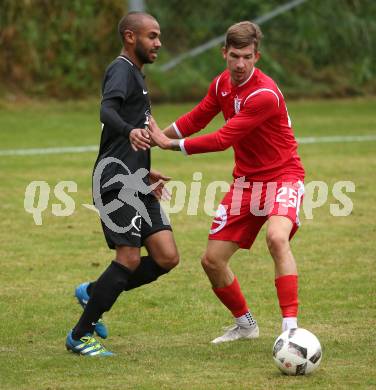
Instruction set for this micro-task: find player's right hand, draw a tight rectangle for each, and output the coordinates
[129,128,151,151]
[147,116,170,149]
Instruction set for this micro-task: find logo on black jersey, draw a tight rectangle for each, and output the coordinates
[144,110,151,128]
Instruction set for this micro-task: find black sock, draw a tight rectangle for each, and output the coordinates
[86,256,168,296]
[124,256,169,291]
[72,261,131,340]
[86,282,94,296]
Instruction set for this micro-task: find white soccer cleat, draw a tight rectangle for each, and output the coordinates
[211,324,259,344]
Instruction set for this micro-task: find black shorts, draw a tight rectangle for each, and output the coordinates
[98,190,172,249]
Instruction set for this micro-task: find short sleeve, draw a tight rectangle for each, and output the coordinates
[102,62,132,101]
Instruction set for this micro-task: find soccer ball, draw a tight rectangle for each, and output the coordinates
[272,328,322,375]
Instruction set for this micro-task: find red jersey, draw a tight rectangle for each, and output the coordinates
[174,68,305,182]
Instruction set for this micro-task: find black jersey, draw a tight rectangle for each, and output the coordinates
[93,56,151,196]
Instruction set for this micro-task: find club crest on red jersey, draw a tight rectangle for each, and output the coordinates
[234,96,242,114]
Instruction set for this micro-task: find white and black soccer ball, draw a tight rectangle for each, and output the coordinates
[272,328,322,375]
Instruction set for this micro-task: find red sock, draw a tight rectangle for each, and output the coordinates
[275,274,298,317]
[213,277,249,317]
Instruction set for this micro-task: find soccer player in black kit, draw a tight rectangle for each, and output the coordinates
[66,12,179,356]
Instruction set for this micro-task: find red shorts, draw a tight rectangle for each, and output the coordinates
[209,180,304,249]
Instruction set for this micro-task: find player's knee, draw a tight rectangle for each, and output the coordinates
[115,252,141,270]
[201,253,219,272]
[128,255,141,270]
[266,230,289,254]
[152,246,180,270]
[162,250,180,270]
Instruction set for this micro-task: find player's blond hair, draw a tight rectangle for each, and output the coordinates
[225,21,263,51]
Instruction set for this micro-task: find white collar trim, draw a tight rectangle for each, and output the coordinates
[237,67,255,87]
[117,56,134,66]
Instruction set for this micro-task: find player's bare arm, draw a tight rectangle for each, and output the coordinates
[147,123,180,148]
[163,124,181,139]
[148,116,181,151]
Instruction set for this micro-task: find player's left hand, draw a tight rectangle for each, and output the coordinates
[149,169,172,201]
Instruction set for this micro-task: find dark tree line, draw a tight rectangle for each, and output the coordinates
[1,0,375,100]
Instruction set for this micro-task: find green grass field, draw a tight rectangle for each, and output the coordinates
[0,98,375,389]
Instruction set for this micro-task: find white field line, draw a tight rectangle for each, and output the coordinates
[0,135,375,157]
[297,135,376,144]
[0,145,98,156]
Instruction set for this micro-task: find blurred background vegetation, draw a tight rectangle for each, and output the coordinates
[0,0,375,101]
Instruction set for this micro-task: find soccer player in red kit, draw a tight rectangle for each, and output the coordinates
[145,21,305,343]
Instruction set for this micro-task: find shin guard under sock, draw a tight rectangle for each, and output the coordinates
[213,277,249,318]
[86,256,169,295]
[275,274,298,318]
[124,256,169,291]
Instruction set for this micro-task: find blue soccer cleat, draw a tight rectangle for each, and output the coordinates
[75,282,109,339]
[66,331,114,356]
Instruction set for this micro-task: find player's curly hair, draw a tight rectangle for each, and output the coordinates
[225,21,263,51]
